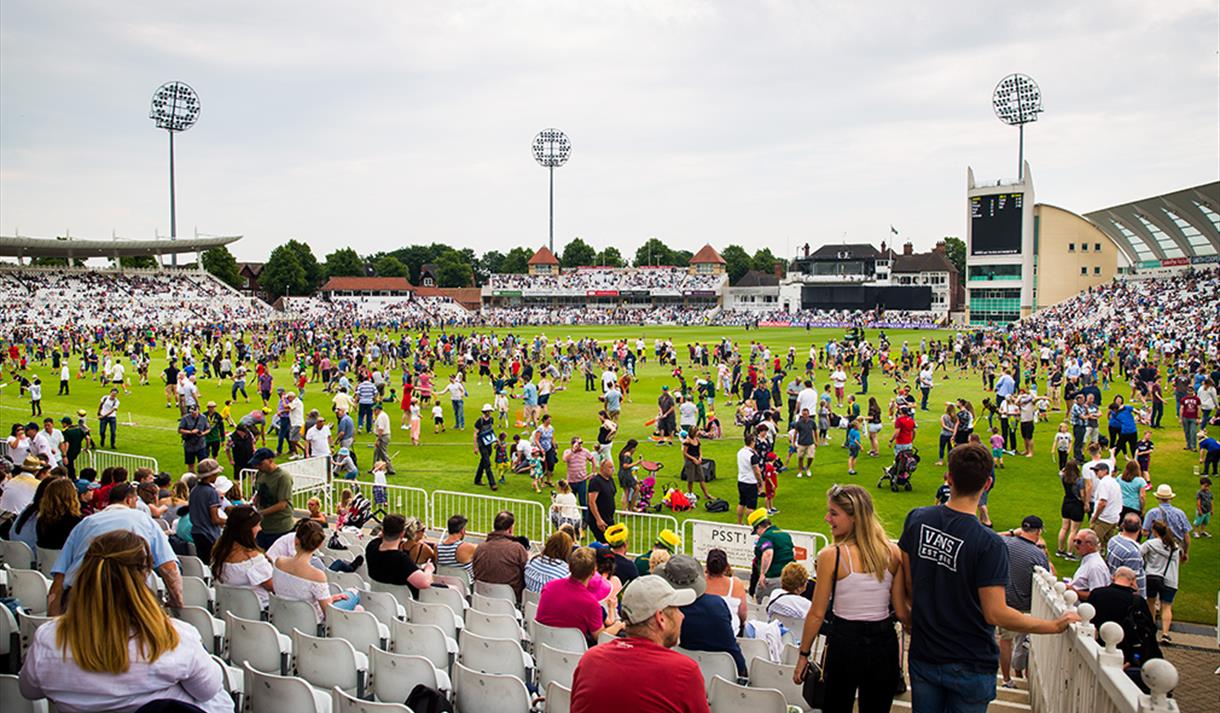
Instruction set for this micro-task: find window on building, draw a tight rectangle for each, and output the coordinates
[1082,243,1089,252]
[1080,267,1088,276]
[1094,243,1102,252]
[1094,266,1101,275]
[1068,243,1075,252]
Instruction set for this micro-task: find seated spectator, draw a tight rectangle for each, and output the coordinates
[436,514,477,577]
[569,575,706,713]
[211,505,275,610]
[657,553,747,676]
[272,519,358,623]
[703,548,748,635]
[401,516,437,567]
[365,514,434,598]
[10,473,54,555]
[535,547,624,645]
[471,510,529,599]
[18,530,232,713]
[35,476,83,550]
[525,529,573,593]
[764,561,812,622]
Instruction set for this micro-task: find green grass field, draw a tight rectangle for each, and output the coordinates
[5,325,1217,624]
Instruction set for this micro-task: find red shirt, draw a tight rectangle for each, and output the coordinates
[571,637,710,713]
[1181,394,1201,420]
[894,415,916,445]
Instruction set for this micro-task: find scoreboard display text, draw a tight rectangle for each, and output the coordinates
[970,193,1024,256]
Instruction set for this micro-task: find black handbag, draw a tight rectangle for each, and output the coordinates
[802,546,840,709]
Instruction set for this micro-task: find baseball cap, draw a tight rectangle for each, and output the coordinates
[60,416,72,425]
[1093,461,1110,472]
[1021,515,1044,531]
[619,575,697,625]
[247,447,276,468]
[656,554,707,597]
[604,523,629,546]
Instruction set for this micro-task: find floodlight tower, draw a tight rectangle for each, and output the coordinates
[532,128,571,253]
[149,81,200,266]
[992,74,1043,182]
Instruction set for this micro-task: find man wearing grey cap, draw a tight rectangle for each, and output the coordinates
[570,575,709,713]
[657,554,747,677]
[998,515,1051,688]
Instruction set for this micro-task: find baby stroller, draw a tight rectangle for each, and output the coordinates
[635,475,657,513]
[878,447,920,492]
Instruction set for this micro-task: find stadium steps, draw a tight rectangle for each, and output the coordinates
[887,676,1030,712]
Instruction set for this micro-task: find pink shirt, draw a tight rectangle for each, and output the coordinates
[563,448,596,484]
[535,577,603,639]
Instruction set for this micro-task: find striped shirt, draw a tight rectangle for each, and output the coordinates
[436,538,473,576]
[524,556,570,593]
[1141,504,1191,542]
[1003,535,1049,612]
[1105,535,1146,597]
[355,381,378,405]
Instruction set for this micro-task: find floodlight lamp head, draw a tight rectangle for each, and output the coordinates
[150,81,201,132]
[532,128,571,168]
[992,73,1043,126]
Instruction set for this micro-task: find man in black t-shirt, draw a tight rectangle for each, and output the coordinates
[586,460,617,543]
[473,405,498,491]
[365,514,435,598]
[899,444,1077,712]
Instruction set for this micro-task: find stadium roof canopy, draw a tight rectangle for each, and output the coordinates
[1083,182,1219,262]
[0,234,241,259]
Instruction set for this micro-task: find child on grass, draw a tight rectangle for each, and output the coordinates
[494,432,509,485]
[762,451,779,515]
[846,419,862,475]
[990,427,1005,468]
[1135,432,1154,477]
[409,402,422,445]
[432,402,444,434]
[1194,476,1212,539]
[1053,422,1073,470]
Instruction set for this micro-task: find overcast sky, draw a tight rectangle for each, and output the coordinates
[1,1,1217,263]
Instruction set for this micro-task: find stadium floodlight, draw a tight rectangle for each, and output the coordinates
[149,81,200,266]
[532,128,571,252]
[992,74,1042,182]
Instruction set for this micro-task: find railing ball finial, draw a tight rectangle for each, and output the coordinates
[1054,581,1067,595]
[1098,621,1123,653]
[1140,658,1178,701]
[1076,602,1095,626]
[1063,589,1078,607]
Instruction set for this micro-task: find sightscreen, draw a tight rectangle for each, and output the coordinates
[970,193,1023,256]
[801,285,932,311]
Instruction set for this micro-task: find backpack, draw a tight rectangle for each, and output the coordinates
[405,684,454,713]
[705,497,730,513]
[1119,595,1163,669]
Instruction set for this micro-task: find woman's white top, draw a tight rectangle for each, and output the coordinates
[272,564,330,622]
[831,547,894,622]
[219,553,275,609]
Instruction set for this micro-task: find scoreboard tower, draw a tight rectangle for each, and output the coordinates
[965,161,1036,325]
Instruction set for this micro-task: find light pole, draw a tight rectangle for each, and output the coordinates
[532,128,571,253]
[149,81,200,266]
[992,74,1042,182]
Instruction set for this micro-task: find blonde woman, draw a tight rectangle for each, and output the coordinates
[794,484,909,713]
[35,477,83,550]
[19,530,231,712]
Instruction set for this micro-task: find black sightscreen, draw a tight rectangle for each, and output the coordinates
[801,285,932,311]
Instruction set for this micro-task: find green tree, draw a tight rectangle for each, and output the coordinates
[595,246,625,267]
[283,239,322,289]
[200,246,241,288]
[118,255,158,269]
[751,247,784,274]
[436,250,473,287]
[480,250,506,276]
[500,247,533,274]
[260,245,309,298]
[373,254,409,277]
[31,256,85,267]
[633,237,673,267]
[721,244,752,284]
[671,249,693,268]
[323,247,364,278]
[943,236,966,276]
[560,238,596,268]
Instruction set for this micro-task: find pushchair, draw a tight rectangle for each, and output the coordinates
[878,447,919,492]
[635,475,657,513]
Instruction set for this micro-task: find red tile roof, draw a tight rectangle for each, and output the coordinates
[690,244,725,264]
[319,276,414,292]
[527,246,561,265]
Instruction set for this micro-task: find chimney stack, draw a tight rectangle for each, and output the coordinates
[773,262,784,279]
[903,241,913,255]
[933,241,946,254]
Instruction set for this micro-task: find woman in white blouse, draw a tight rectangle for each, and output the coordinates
[272,519,358,623]
[19,529,232,713]
[211,505,275,610]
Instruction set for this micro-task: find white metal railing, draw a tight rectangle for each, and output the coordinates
[332,480,430,524]
[89,449,158,475]
[238,455,332,514]
[429,489,548,545]
[1027,566,1178,713]
[572,506,679,557]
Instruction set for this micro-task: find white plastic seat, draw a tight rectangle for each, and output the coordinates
[677,647,739,691]
[174,605,226,654]
[0,541,34,570]
[0,600,19,665]
[471,592,521,621]
[390,619,457,673]
[368,580,415,611]
[270,594,323,638]
[772,613,804,639]
[457,629,534,682]
[328,604,390,652]
[534,642,581,690]
[522,600,539,627]
[544,681,571,713]
[596,631,617,646]
[325,569,370,592]
[521,587,541,609]
[736,637,770,666]
[17,611,54,659]
[531,621,587,653]
[243,661,332,713]
[179,554,211,583]
[465,609,525,644]
[406,599,463,641]
[332,685,412,713]
[780,642,801,666]
[453,661,530,713]
[748,658,809,712]
[215,583,265,621]
[293,629,368,698]
[212,654,245,712]
[368,646,451,702]
[0,672,49,713]
[708,675,787,713]
[472,580,516,604]
[225,611,292,675]
[419,586,468,617]
[181,575,216,612]
[436,565,472,591]
[359,589,405,624]
[33,548,59,578]
[7,569,50,615]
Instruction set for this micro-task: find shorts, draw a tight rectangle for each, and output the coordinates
[997,626,1024,641]
[619,471,637,490]
[658,416,676,436]
[1061,500,1084,522]
[737,481,759,509]
[848,443,861,458]
[1146,577,1177,604]
[1020,422,1035,439]
[795,444,815,458]
[544,447,558,471]
[992,447,1004,459]
[763,472,777,499]
[184,447,209,465]
[538,394,551,406]
[868,423,883,434]
[683,460,705,483]
[1194,512,1211,526]
[288,427,301,442]
[434,416,444,425]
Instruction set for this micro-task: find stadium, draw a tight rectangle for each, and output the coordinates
[2,6,1219,713]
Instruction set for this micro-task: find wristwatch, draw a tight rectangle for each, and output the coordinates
[799,650,811,657]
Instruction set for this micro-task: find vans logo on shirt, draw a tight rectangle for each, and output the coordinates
[918,524,964,572]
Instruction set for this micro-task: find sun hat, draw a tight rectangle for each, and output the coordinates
[619,575,697,625]
[482,403,493,412]
[604,523,629,546]
[656,554,707,598]
[196,459,223,479]
[213,476,233,494]
[655,529,681,552]
[586,573,612,601]
[747,508,770,528]
[1153,483,1176,500]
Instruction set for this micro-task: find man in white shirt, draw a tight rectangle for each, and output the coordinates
[58,363,71,396]
[111,360,128,393]
[1067,529,1111,601]
[97,389,120,449]
[373,403,396,474]
[735,434,763,525]
[830,367,848,407]
[1089,462,1122,546]
[305,415,332,458]
[1080,443,1115,513]
[796,380,819,419]
[31,421,62,468]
